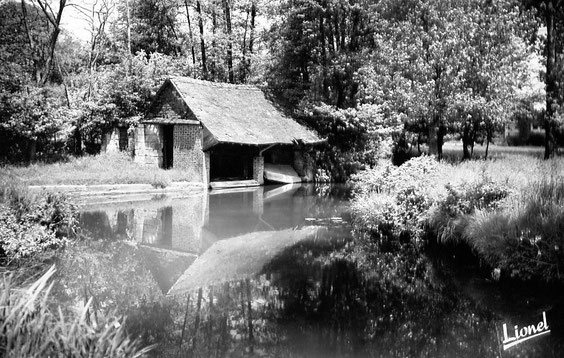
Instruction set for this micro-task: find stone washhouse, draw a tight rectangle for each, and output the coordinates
[132,77,322,188]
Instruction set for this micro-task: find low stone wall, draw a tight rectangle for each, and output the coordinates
[28,182,206,205]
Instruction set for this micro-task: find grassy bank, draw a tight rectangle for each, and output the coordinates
[2,152,199,187]
[351,155,564,283]
[0,170,152,356]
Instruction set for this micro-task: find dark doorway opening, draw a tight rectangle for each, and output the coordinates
[264,146,293,165]
[209,144,257,181]
[118,127,128,151]
[210,153,253,180]
[162,125,174,169]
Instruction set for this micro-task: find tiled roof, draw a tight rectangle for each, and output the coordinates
[157,77,322,149]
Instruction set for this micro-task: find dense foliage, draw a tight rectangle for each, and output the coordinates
[1,0,563,171]
[351,155,564,283]
[0,175,78,263]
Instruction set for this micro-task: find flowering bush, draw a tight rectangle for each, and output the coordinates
[352,156,441,243]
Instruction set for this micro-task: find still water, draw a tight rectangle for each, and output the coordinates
[53,184,564,357]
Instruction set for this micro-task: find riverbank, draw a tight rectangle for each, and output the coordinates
[28,182,206,205]
[0,173,153,356]
[350,154,564,284]
[2,152,199,187]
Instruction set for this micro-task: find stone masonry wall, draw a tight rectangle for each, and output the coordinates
[134,124,163,167]
[173,124,205,183]
[253,156,264,185]
[205,152,210,184]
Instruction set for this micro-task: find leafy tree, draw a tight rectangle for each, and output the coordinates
[451,1,533,159]
[521,0,564,158]
[0,0,71,161]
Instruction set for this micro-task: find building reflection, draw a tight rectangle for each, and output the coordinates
[79,184,331,254]
[78,184,348,293]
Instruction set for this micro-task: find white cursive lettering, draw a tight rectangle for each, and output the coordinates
[502,312,550,350]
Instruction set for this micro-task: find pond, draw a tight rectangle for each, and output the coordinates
[52,183,564,357]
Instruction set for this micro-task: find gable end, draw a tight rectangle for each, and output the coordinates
[146,80,198,122]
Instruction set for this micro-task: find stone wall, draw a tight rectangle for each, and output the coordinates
[253,156,264,185]
[173,124,205,183]
[205,152,211,184]
[134,124,163,167]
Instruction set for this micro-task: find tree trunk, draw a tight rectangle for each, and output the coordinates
[196,1,208,78]
[249,2,256,54]
[223,0,234,83]
[544,1,557,159]
[28,138,37,162]
[428,120,438,156]
[485,131,491,159]
[184,0,196,65]
[240,9,250,82]
[21,0,67,85]
[211,2,217,80]
[437,123,446,161]
[319,3,329,99]
[462,122,471,160]
[333,7,340,51]
[73,126,83,156]
[126,0,132,66]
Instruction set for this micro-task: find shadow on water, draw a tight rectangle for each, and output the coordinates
[52,184,564,357]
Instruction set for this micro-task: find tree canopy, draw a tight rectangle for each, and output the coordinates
[0,0,563,173]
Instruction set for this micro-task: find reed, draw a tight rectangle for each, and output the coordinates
[0,266,152,357]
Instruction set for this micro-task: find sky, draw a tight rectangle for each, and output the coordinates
[60,0,105,42]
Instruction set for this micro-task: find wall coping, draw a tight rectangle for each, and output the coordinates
[28,181,206,197]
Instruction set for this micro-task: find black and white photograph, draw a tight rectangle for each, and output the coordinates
[1,0,564,356]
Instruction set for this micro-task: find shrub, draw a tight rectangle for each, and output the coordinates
[429,179,512,243]
[0,204,66,262]
[463,179,564,282]
[351,155,564,283]
[351,155,441,196]
[0,180,78,263]
[0,266,152,357]
[150,173,171,189]
[352,156,441,243]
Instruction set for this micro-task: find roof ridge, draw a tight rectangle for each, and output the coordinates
[169,76,260,91]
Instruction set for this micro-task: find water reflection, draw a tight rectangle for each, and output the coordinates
[53,184,564,357]
[76,184,350,295]
[80,184,349,255]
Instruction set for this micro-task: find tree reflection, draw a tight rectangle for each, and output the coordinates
[57,186,563,357]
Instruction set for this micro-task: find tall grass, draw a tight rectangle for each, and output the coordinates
[0,266,152,357]
[351,155,564,283]
[3,152,199,186]
[463,178,564,281]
